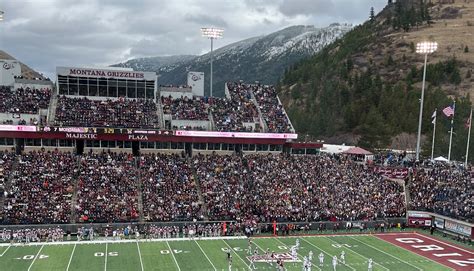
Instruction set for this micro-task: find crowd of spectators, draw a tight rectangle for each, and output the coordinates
[0,227,64,243]
[54,96,160,128]
[1,150,76,224]
[140,153,202,222]
[158,82,292,133]
[252,84,293,133]
[161,96,209,120]
[76,152,140,223]
[194,153,406,223]
[0,150,16,199]
[0,86,52,114]
[1,148,472,225]
[210,82,259,132]
[409,164,473,222]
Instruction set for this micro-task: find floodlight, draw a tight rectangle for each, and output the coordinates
[416,41,438,54]
[201,28,224,39]
[415,40,438,161]
[201,27,224,97]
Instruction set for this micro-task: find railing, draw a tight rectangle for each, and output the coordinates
[0,218,406,236]
[407,210,473,239]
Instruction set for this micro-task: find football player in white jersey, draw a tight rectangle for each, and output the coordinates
[340,250,345,264]
[332,255,338,271]
[319,252,324,267]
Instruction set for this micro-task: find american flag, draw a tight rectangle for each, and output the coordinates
[442,105,455,117]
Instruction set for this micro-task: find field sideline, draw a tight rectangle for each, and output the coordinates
[0,232,470,271]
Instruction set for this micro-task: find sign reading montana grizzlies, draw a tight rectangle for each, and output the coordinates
[56,66,157,81]
[187,71,204,96]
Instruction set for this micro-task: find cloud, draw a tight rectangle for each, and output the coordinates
[185,14,228,28]
[0,0,387,79]
[278,0,336,17]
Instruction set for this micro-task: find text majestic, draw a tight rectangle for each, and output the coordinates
[69,69,145,79]
[65,133,98,139]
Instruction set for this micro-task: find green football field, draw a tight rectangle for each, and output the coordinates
[0,235,451,271]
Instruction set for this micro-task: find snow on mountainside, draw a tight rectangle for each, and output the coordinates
[111,55,196,74]
[112,24,352,96]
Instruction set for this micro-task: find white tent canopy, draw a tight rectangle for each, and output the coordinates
[434,156,449,162]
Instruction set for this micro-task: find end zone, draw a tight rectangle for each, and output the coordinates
[375,232,473,271]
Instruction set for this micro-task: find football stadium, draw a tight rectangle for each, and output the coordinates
[0,0,473,270]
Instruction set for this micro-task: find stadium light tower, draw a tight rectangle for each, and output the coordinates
[201,27,223,97]
[415,41,438,161]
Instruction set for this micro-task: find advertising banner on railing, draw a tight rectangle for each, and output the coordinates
[407,211,473,239]
[0,125,36,132]
[444,219,472,237]
[407,211,431,227]
[434,217,445,229]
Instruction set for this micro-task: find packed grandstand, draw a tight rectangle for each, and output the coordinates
[0,69,472,246]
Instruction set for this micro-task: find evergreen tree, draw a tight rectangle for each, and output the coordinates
[370,7,375,22]
[358,107,391,149]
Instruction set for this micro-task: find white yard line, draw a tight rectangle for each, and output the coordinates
[27,244,44,271]
[66,243,77,271]
[221,239,251,270]
[136,242,144,271]
[349,236,422,271]
[166,241,181,271]
[274,238,322,271]
[252,240,268,254]
[194,240,217,271]
[302,237,355,271]
[0,246,10,257]
[104,242,108,271]
[324,236,389,271]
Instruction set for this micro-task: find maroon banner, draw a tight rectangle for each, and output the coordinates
[374,166,409,179]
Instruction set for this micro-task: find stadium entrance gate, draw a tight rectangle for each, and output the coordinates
[15,138,24,155]
[76,139,84,155]
[132,141,140,156]
[185,142,192,157]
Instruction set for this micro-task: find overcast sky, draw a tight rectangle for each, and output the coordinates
[0,0,386,78]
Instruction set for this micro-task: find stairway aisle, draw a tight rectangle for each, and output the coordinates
[188,156,209,221]
[136,157,145,223]
[0,154,19,213]
[69,155,82,223]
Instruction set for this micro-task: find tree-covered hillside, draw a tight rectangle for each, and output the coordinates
[279,0,473,162]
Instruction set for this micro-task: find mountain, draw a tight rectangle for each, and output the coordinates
[111,55,196,74]
[112,24,352,96]
[0,50,49,80]
[279,0,474,161]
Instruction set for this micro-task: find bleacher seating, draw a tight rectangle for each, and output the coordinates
[0,86,52,114]
[54,96,159,128]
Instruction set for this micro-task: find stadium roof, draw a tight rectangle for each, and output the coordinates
[342,147,372,155]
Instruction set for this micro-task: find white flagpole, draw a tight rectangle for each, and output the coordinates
[466,108,472,165]
[431,109,437,160]
[448,101,456,162]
